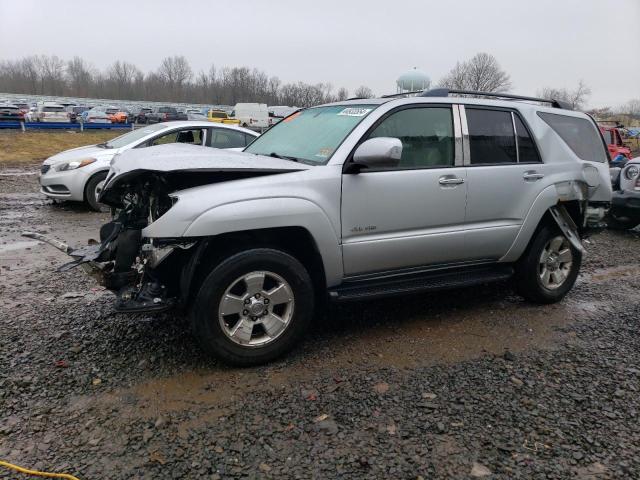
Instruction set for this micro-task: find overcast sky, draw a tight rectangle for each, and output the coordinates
[1,0,638,108]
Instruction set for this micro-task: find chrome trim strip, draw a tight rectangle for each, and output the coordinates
[459,105,470,166]
[452,104,463,167]
[511,112,519,163]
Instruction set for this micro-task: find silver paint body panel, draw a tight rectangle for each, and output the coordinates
[107,97,612,287]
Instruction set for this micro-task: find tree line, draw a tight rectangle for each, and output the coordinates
[0,55,358,107]
[0,53,637,116]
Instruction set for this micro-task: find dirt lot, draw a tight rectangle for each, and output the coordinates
[2,165,640,479]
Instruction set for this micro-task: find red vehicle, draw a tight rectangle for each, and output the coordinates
[599,122,632,164]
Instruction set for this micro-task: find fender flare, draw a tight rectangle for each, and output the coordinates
[501,183,585,262]
[178,197,343,286]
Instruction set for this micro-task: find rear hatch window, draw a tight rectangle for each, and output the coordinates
[538,112,608,163]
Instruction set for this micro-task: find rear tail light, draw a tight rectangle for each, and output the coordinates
[163,113,168,120]
[635,177,640,190]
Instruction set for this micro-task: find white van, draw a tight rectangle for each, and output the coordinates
[231,103,269,129]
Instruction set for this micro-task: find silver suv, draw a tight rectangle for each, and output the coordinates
[29,89,612,365]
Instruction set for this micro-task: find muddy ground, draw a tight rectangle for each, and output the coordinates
[1,165,640,479]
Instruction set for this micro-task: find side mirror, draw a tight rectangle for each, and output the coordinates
[347,137,402,173]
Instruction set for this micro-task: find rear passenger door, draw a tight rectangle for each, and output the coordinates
[462,106,545,260]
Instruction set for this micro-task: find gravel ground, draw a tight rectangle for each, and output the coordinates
[1,166,640,479]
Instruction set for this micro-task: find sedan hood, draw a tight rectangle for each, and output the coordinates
[43,144,110,165]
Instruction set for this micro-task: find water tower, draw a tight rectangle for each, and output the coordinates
[396,67,430,93]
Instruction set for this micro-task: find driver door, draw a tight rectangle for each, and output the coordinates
[341,105,468,276]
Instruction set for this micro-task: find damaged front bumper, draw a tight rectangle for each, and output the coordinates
[23,226,195,314]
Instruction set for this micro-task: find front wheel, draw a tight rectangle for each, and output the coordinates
[84,172,109,212]
[515,224,581,304]
[191,248,315,366]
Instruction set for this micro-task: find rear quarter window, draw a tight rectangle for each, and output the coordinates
[538,112,608,163]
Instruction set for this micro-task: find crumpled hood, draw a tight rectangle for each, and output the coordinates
[105,143,311,190]
[43,144,108,165]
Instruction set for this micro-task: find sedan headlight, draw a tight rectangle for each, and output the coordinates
[55,158,97,172]
[625,165,639,180]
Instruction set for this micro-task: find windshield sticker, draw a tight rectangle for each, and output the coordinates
[338,108,372,117]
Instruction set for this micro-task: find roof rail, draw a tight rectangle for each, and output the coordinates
[418,88,573,110]
[380,90,425,98]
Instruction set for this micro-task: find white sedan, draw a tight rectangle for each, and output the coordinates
[39,121,259,211]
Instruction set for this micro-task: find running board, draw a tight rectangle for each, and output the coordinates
[329,264,514,302]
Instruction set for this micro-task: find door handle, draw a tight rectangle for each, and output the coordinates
[439,176,465,186]
[523,171,544,181]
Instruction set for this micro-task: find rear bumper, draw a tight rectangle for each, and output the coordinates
[612,190,640,216]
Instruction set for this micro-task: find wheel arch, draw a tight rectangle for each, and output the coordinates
[501,183,586,263]
[83,168,110,202]
[179,226,329,310]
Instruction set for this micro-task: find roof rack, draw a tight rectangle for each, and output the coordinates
[380,90,425,98]
[418,88,573,110]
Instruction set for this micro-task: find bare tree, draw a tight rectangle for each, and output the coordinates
[537,80,591,110]
[106,61,141,98]
[66,57,94,97]
[353,85,374,98]
[336,87,349,101]
[620,99,640,118]
[157,55,193,100]
[439,53,511,93]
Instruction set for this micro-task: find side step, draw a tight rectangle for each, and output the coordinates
[329,264,514,302]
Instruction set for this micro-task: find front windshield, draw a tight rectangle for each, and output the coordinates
[244,104,377,164]
[104,124,166,148]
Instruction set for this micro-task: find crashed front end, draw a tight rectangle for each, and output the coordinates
[26,145,308,313]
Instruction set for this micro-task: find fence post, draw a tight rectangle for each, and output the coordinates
[20,120,25,132]
[79,118,84,132]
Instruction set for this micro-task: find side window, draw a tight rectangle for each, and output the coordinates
[467,109,517,165]
[211,129,248,149]
[367,107,454,169]
[514,115,541,163]
[149,129,204,146]
[244,133,255,146]
[538,112,608,163]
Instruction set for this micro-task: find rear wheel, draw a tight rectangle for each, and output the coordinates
[515,224,581,304]
[191,248,314,366]
[84,171,108,212]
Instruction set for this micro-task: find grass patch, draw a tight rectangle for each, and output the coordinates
[0,130,123,165]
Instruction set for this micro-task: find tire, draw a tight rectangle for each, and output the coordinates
[84,171,109,212]
[514,223,582,304]
[606,211,640,230]
[191,248,315,366]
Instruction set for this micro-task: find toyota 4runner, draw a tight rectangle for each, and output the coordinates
[28,88,612,366]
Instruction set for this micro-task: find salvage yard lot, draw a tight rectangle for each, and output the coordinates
[1,140,640,478]
[0,130,121,165]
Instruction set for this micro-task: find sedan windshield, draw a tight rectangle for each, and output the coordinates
[104,124,166,148]
[244,104,377,164]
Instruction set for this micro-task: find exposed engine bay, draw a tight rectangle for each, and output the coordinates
[24,167,296,313]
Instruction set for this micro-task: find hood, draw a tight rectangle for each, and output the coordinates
[105,143,311,189]
[100,143,312,208]
[43,144,110,165]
